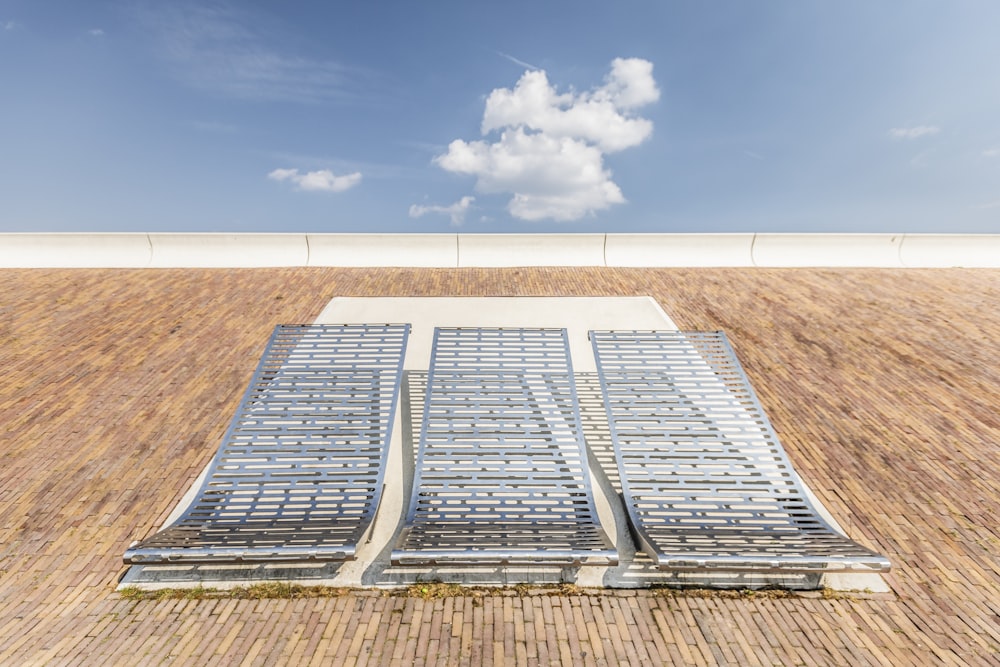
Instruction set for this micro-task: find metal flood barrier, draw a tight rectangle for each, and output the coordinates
[392,328,617,566]
[125,324,409,564]
[590,330,890,573]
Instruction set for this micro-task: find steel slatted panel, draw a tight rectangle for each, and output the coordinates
[125,324,409,564]
[591,330,890,573]
[392,328,616,565]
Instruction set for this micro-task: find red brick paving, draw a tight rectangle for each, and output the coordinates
[0,267,998,665]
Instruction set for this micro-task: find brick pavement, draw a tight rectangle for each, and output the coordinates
[0,267,997,665]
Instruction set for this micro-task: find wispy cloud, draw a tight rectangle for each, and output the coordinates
[89,28,105,37]
[974,200,1000,210]
[192,120,239,134]
[497,51,540,71]
[983,148,1000,158]
[3,20,22,31]
[889,125,941,140]
[409,196,475,226]
[136,4,364,103]
[435,58,659,222]
[268,168,362,192]
[744,150,764,161]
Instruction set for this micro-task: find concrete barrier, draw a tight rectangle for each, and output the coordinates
[147,234,309,267]
[899,234,1000,268]
[457,234,606,267]
[1,232,998,268]
[605,234,755,267]
[751,234,904,267]
[307,234,458,267]
[0,233,152,268]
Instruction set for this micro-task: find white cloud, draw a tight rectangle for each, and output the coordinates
[435,58,658,222]
[3,20,21,31]
[889,125,941,140]
[89,28,105,37]
[983,148,1000,158]
[408,196,475,226]
[268,168,362,192]
[437,129,624,221]
[497,51,540,71]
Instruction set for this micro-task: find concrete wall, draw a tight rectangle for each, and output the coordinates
[1,232,997,268]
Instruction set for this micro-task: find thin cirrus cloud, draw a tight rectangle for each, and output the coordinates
[409,196,475,226]
[983,148,1000,158]
[137,4,360,104]
[268,168,362,193]
[888,125,941,140]
[432,57,659,222]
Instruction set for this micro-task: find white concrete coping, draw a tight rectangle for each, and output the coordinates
[606,233,756,267]
[752,234,905,267]
[457,233,606,267]
[0,233,153,268]
[147,233,309,268]
[899,234,1000,268]
[0,232,998,268]
[307,233,458,267]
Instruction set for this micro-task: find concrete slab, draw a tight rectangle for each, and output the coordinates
[122,297,886,592]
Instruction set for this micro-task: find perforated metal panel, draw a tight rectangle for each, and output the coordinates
[125,324,409,564]
[392,328,616,566]
[591,330,890,572]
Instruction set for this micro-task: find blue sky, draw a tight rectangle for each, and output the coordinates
[2,1,999,233]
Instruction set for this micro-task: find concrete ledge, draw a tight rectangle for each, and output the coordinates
[0,233,153,268]
[147,234,309,268]
[1,233,998,268]
[752,234,904,267]
[606,233,755,267]
[457,234,606,267]
[900,234,1000,268]
[307,234,458,267]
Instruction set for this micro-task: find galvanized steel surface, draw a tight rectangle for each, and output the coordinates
[591,330,891,572]
[124,324,409,564]
[393,327,616,565]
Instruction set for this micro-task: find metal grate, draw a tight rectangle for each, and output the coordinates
[392,328,616,566]
[125,324,409,564]
[591,330,890,572]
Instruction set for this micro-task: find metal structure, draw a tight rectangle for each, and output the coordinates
[393,328,616,566]
[590,330,890,572]
[125,324,409,564]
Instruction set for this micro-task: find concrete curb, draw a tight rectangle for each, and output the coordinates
[147,234,309,268]
[0,233,153,268]
[1,233,997,268]
[605,233,756,267]
[307,234,458,267]
[751,234,905,267]
[457,234,606,267]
